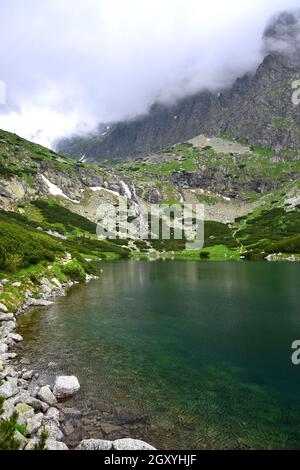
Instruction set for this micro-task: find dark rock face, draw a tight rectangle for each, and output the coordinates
[0,186,12,198]
[57,92,215,161]
[57,12,300,161]
[170,169,279,201]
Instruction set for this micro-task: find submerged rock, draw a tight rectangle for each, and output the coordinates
[53,376,80,399]
[100,423,123,435]
[22,370,34,381]
[30,299,54,307]
[47,361,57,368]
[77,439,113,450]
[19,358,31,366]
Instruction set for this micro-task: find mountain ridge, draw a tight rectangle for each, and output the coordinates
[56,11,300,161]
[57,52,300,161]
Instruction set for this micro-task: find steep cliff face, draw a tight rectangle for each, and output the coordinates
[56,92,216,161]
[202,52,300,150]
[57,12,300,161]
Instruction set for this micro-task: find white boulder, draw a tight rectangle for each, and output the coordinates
[0,343,8,354]
[53,376,80,399]
[0,378,19,398]
[113,438,156,450]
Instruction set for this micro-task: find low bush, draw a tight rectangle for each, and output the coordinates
[62,261,86,281]
[0,217,64,272]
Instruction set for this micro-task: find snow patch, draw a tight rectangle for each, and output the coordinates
[90,187,120,197]
[41,175,80,204]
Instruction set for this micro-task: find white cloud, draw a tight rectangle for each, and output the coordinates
[0,0,299,148]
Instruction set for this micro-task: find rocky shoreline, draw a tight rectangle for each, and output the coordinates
[0,272,155,451]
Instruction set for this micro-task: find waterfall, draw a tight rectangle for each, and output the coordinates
[118,179,148,238]
[119,180,132,199]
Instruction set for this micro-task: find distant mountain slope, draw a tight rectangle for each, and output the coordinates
[0,127,300,261]
[57,11,300,161]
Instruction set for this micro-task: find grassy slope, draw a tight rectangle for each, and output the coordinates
[0,128,106,182]
[0,207,131,313]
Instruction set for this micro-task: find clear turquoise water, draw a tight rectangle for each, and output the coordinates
[18,261,300,449]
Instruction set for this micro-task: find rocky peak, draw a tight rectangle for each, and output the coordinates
[57,10,300,161]
[263,10,300,57]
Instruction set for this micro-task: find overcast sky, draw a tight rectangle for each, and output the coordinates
[0,0,299,148]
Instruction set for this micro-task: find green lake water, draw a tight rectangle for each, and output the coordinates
[17,261,300,449]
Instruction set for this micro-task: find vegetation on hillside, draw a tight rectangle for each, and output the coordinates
[0,397,20,450]
[110,141,300,203]
[0,212,64,272]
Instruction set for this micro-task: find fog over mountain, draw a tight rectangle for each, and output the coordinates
[0,0,299,148]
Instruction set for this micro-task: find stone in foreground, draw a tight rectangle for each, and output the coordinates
[0,378,19,398]
[26,413,44,436]
[76,438,156,451]
[113,438,156,450]
[37,385,58,405]
[45,439,68,450]
[77,439,113,450]
[0,312,14,321]
[9,333,23,342]
[53,375,80,399]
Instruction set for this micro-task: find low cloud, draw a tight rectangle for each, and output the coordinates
[0,0,299,148]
